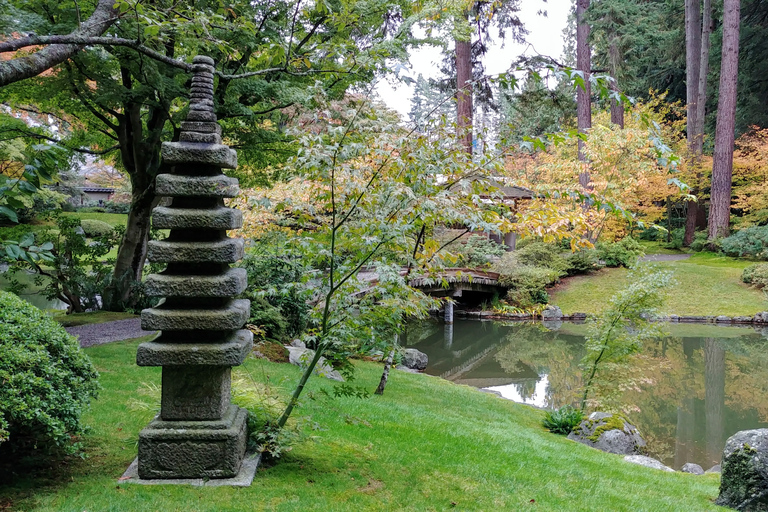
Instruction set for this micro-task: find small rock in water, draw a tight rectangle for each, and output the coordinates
[681,463,705,475]
[706,464,721,474]
[624,455,675,472]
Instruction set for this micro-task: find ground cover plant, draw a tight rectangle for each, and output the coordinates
[0,337,726,511]
[551,253,766,317]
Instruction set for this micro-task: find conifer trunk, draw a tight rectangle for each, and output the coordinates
[456,34,473,155]
[708,0,741,240]
[576,0,592,187]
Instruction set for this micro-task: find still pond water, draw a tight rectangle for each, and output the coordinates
[407,318,768,470]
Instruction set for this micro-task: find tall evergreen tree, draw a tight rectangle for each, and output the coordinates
[709,0,742,239]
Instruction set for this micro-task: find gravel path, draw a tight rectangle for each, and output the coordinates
[66,318,156,348]
[639,254,692,262]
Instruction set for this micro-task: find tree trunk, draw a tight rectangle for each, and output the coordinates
[685,0,702,144]
[683,0,702,246]
[456,34,473,155]
[708,0,741,240]
[576,0,592,187]
[102,82,167,310]
[375,345,397,396]
[694,0,713,157]
[0,0,118,86]
[684,0,713,246]
[102,185,156,310]
[704,338,725,467]
[609,42,624,129]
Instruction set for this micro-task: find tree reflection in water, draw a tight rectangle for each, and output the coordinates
[410,319,768,469]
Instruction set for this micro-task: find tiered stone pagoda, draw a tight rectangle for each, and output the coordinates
[135,55,252,480]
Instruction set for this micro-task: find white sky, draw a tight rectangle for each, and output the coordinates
[375,0,572,119]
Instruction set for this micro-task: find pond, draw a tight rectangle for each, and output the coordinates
[0,268,66,310]
[406,318,768,470]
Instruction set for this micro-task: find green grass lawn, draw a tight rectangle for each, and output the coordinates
[59,212,129,227]
[52,310,137,327]
[636,240,688,255]
[551,252,766,317]
[2,337,725,511]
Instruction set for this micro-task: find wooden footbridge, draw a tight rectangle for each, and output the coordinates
[355,268,507,322]
[407,268,506,298]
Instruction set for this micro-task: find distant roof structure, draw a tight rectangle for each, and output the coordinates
[487,179,536,200]
[80,186,115,193]
[80,182,115,193]
[432,174,536,200]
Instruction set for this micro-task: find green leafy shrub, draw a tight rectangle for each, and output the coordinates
[661,228,684,250]
[565,249,603,275]
[79,219,114,238]
[2,216,120,313]
[514,242,570,274]
[498,263,560,308]
[102,201,130,214]
[542,405,584,435]
[240,240,311,341]
[688,231,711,252]
[248,296,289,341]
[455,234,507,267]
[742,263,768,288]
[60,201,77,212]
[597,237,644,267]
[14,189,69,223]
[0,291,99,456]
[721,226,768,259]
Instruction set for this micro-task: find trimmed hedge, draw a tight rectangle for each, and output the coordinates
[79,219,115,238]
[0,292,99,456]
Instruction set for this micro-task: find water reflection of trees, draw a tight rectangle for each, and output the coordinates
[494,323,768,468]
[494,323,586,409]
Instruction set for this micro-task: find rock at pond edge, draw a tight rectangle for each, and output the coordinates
[567,412,646,456]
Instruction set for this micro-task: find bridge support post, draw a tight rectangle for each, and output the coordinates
[444,300,454,325]
[443,323,454,349]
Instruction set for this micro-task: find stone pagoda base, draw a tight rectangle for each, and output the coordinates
[137,404,248,479]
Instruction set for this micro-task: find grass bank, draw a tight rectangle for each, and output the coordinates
[551,253,766,317]
[2,337,724,511]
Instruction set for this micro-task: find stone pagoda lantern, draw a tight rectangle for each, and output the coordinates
[132,55,253,481]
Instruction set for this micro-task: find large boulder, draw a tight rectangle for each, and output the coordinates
[286,346,344,381]
[567,412,646,455]
[716,429,768,510]
[399,348,428,371]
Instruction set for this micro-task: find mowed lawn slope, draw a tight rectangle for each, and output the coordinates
[3,337,725,512]
[552,253,766,317]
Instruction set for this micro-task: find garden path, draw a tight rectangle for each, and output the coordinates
[66,318,155,348]
[639,254,692,262]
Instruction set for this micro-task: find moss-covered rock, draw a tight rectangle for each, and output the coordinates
[717,429,768,510]
[567,412,646,455]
